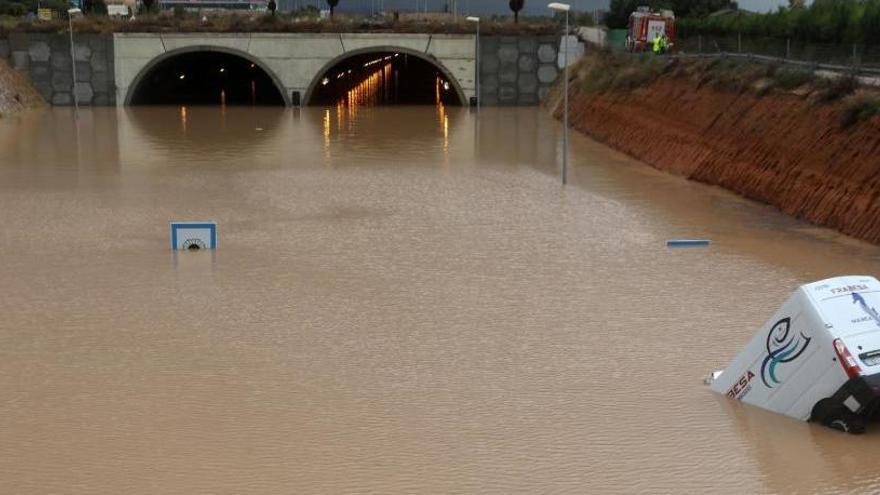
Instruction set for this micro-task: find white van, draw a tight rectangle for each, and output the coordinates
[706,275,880,434]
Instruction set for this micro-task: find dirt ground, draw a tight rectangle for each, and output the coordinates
[0,58,43,117]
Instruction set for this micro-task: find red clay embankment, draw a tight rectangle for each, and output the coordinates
[550,53,880,244]
[0,58,43,117]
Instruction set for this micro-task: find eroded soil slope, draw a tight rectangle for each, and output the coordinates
[0,58,43,116]
[552,53,880,243]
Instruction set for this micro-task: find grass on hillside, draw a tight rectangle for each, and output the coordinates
[568,50,879,128]
[841,95,880,127]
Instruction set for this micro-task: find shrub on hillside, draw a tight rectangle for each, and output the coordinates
[816,75,858,102]
[772,67,814,90]
[840,95,880,127]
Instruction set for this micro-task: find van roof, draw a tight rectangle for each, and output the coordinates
[803,276,880,338]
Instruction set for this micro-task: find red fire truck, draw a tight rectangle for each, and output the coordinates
[625,7,676,52]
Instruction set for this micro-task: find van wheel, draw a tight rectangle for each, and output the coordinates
[812,399,866,434]
[828,414,866,434]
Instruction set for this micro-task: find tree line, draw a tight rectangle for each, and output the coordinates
[677,0,880,45]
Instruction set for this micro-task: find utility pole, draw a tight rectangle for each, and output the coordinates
[548,2,570,185]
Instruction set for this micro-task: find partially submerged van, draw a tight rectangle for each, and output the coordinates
[706,275,880,434]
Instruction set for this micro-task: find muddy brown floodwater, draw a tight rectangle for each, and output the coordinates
[2,104,880,494]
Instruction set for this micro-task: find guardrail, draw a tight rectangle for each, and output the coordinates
[673,51,880,75]
[671,35,880,82]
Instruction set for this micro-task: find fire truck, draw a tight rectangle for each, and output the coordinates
[625,7,675,52]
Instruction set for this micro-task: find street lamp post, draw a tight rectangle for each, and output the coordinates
[548,2,570,185]
[466,16,480,113]
[67,8,81,118]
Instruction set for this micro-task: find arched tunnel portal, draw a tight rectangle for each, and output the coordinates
[305,49,465,107]
[127,48,288,106]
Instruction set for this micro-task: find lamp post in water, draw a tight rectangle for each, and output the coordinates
[548,2,570,185]
[466,16,480,113]
[67,8,81,118]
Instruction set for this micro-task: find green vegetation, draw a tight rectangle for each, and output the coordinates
[694,57,772,91]
[772,67,815,89]
[678,0,880,45]
[841,95,880,126]
[575,49,672,92]
[661,56,804,93]
[569,51,879,128]
[814,74,858,102]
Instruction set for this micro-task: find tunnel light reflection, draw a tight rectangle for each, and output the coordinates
[435,77,449,153]
[437,102,448,150]
[179,105,188,133]
[323,108,331,163]
[313,51,460,107]
[340,63,393,108]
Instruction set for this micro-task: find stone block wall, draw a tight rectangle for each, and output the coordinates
[0,32,555,107]
[0,33,115,106]
[479,35,559,106]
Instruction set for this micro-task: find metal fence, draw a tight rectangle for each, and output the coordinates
[676,35,880,72]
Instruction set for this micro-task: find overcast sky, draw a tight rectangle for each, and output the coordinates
[732,0,788,12]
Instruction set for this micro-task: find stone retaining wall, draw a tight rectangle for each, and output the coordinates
[479,35,560,106]
[0,33,115,106]
[0,32,558,107]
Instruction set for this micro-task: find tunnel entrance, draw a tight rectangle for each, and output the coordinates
[129,51,285,106]
[309,52,462,107]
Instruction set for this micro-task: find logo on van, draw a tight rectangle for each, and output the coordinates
[853,293,880,328]
[760,317,811,388]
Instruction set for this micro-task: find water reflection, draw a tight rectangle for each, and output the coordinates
[120,106,286,171]
[0,108,121,179]
[720,395,880,493]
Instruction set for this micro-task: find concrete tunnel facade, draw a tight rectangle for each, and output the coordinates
[114,33,476,106]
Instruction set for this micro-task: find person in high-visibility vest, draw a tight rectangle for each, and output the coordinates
[653,34,662,54]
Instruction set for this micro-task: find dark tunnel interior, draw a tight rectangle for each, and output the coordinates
[130,51,286,106]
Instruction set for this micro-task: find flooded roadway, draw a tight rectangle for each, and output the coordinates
[2,104,880,494]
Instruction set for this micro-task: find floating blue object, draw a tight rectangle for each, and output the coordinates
[171,221,217,250]
[667,239,711,248]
